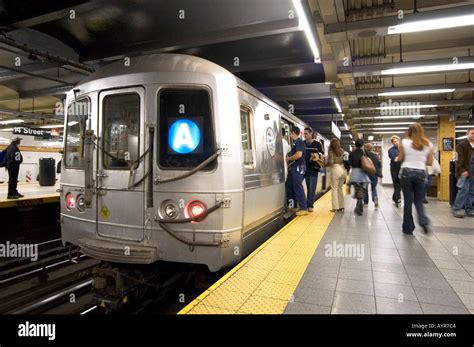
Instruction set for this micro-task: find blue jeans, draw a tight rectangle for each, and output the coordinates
[363,174,378,204]
[305,172,318,209]
[453,177,474,212]
[288,168,307,210]
[401,168,429,233]
[424,174,434,199]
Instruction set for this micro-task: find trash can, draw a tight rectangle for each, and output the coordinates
[39,157,56,186]
[449,160,458,206]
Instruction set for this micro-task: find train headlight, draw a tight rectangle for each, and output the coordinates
[186,200,207,222]
[65,193,76,210]
[76,195,86,212]
[161,200,178,219]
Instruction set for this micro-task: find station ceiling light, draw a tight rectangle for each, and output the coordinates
[333,97,342,113]
[0,128,13,132]
[381,63,474,75]
[387,14,474,35]
[455,125,474,128]
[378,88,455,96]
[375,104,437,110]
[373,131,406,134]
[293,0,321,63]
[353,115,428,120]
[0,119,24,125]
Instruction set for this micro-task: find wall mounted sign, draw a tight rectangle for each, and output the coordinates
[13,126,51,139]
[442,137,454,151]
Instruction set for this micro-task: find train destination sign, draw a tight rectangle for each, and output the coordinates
[168,118,202,154]
[13,126,52,139]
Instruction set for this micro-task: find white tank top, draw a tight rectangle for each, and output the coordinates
[400,138,432,171]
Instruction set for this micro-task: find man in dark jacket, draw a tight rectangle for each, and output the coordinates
[388,135,402,207]
[303,127,323,212]
[363,143,382,208]
[453,128,474,218]
[6,137,24,199]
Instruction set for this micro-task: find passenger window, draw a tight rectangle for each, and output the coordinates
[102,93,140,170]
[158,89,216,169]
[240,106,255,168]
[65,98,90,169]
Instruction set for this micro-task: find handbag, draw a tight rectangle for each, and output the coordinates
[431,158,441,174]
[311,152,325,169]
[361,150,376,175]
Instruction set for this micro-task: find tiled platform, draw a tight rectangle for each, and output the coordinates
[285,187,474,315]
[180,184,474,315]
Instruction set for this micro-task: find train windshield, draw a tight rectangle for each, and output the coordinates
[158,88,216,170]
[102,93,140,170]
[65,98,90,169]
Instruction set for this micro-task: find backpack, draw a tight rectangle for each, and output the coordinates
[0,149,6,168]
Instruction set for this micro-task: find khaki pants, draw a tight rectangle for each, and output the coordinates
[330,164,346,210]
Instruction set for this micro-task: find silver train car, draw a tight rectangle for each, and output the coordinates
[60,54,328,272]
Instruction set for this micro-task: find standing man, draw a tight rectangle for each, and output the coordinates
[281,128,291,181]
[286,126,308,216]
[388,135,402,207]
[452,128,474,218]
[303,127,323,212]
[6,136,24,199]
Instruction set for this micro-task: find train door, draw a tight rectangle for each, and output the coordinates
[96,87,145,241]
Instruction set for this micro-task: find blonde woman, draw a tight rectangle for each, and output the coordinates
[398,123,434,234]
[327,138,346,212]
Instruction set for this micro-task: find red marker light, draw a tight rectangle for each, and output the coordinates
[186,200,207,221]
[66,193,76,209]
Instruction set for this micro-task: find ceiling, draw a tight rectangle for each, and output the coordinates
[0,0,472,147]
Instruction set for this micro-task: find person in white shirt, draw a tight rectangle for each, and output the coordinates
[397,123,434,235]
[282,128,291,181]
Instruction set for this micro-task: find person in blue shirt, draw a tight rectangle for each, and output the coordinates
[286,126,308,216]
[388,135,402,207]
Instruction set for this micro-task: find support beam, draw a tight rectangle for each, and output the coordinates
[437,116,456,201]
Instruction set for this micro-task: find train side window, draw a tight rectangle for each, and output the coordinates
[240,106,255,168]
[65,98,90,169]
[102,93,140,170]
[158,88,216,170]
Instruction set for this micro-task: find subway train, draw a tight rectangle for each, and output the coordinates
[60,54,329,273]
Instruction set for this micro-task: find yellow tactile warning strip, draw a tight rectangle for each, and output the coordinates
[0,193,59,209]
[179,191,336,314]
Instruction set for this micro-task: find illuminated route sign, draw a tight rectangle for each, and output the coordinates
[168,119,202,154]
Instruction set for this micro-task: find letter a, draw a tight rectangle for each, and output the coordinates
[174,123,194,150]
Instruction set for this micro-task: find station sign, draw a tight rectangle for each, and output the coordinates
[168,118,202,154]
[13,126,52,139]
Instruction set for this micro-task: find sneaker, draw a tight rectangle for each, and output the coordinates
[308,207,314,212]
[466,211,474,217]
[296,210,308,216]
[374,200,379,209]
[453,210,465,218]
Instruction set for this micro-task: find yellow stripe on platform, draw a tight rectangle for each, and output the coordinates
[0,193,60,209]
[179,191,336,315]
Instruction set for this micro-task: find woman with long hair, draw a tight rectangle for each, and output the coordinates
[398,123,434,234]
[327,138,346,212]
[348,139,370,216]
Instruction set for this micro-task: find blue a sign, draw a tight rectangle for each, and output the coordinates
[168,119,201,154]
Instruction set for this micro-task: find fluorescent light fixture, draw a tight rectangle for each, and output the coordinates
[39,124,62,129]
[333,97,342,113]
[349,145,352,151]
[364,127,409,131]
[344,122,349,130]
[376,104,437,110]
[358,122,415,126]
[373,131,405,134]
[387,14,474,35]
[378,88,455,96]
[355,115,427,120]
[0,128,13,132]
[293,0,321,63]
[368,136,374,141]
[349,134,353,139]
[0,119,24,125]
[457,135,467,140]
[455,125,474,128]
[381,63,474,75]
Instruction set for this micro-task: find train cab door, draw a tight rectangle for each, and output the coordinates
[96,87,146,241]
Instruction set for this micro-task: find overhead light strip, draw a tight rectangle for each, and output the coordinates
[333,97,342,113]
[387,14,474,35]
[378,88,455,96]
[293,0,321,63]
[381,63,474,75]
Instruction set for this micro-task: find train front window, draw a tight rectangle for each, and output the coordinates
[158,88,216,169]
[103,93,140,170]
[65,98,90,169]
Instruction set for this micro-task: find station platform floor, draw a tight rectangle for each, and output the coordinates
[0,182,59,208]
[179,186,474,315]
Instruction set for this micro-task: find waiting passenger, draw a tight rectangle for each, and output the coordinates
[452,128,474,218]
[281,128,291,181]
[5,136,24,199]
[363,143,382,209]
[348,139,370,216]
[303,127,323,212]
[286,126,308,216]
[388,135,402,207]
[327,138,346,213]
[397,123,433,234]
